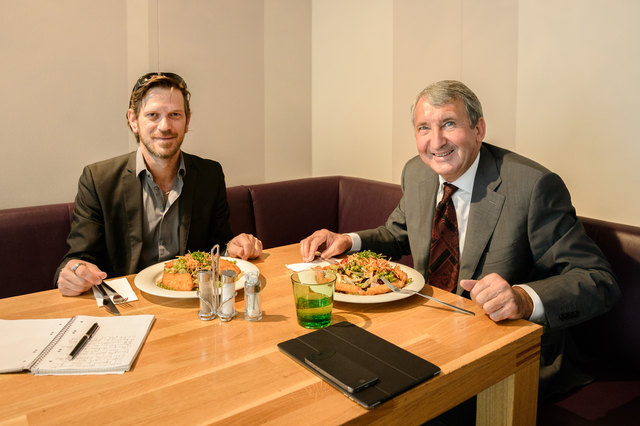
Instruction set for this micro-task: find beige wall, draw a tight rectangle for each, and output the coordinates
[2,0,639,227]
[2,1,129,208]
[265,0,312,182]
[312,0,393,181]
[516,0,640,226]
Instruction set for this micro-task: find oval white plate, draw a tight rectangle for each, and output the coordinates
[134,257,259,299]
[317,262,425,304]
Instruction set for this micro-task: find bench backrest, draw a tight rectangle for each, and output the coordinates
[572,217,640,370]
[0,203,74,298]
[248,176,340,249]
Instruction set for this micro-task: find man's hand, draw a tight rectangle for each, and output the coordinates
[57,260,107,296]
[299,229,352,262]
[460,273,534,322]
[227,233,263,260]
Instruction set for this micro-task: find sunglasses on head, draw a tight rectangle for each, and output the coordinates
[132,72,187,92]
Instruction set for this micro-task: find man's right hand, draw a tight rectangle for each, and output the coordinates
[299,229,352,262]
[57,260,107,296]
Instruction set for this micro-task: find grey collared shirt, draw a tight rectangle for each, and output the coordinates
[136,148,185,269]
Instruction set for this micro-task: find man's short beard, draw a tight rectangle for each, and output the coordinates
[139,132,184,160]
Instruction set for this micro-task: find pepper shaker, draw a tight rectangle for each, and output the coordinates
[197,270,215,320]
[244,271,262,321]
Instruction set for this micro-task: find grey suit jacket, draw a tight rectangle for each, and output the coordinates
[359,143,619,397]
[55,151,234,282]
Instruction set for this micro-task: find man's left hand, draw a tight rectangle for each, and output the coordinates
[460,273,533,322]
[227,233,263,260]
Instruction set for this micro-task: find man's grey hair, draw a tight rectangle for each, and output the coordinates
[411,80,483,127]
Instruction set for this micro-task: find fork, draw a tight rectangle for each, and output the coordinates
[380,277,474,316]
[315,252,340,264]
[100,281,128,304]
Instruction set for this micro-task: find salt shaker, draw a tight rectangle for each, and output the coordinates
[197,270,215,320]
[219,270,237,322]
[244,271,262,321]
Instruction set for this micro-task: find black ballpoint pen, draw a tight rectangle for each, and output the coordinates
[68,322,100,360]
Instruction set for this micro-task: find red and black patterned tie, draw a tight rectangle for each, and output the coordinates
[428,183,459,292]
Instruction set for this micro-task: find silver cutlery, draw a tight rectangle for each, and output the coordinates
[381,277,474,316]
[315,253,340,264]
[101,281,128,304]
[94,284,121,315]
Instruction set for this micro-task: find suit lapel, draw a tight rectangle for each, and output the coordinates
[413,172,438,276]
[123,153,143,273]
[179,154,195,253]
[458,145,504,289]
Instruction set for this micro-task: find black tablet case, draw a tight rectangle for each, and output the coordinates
[277,321,440,409]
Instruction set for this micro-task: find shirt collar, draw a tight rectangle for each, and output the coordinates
[438,151,480,195]
[135,147,186,178]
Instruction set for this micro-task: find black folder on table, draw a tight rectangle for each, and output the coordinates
[277,321,440,409]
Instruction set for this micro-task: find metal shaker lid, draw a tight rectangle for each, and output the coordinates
[221,269,236,284]
[244,272,260,293]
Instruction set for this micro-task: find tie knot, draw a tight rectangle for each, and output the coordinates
[442,183,458,202]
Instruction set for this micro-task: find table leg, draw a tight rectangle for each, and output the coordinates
[476,360,539,426]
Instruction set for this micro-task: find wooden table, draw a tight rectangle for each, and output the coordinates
[0,244,542,425]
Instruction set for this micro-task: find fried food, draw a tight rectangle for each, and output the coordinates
[324,250,409,296]
[219,258,241,277]
[159,251,242,291]
[161,272,194,291]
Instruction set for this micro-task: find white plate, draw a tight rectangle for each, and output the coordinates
[134,257,259,299]
[320,262,425,304]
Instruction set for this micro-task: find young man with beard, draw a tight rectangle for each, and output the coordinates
[56,72,262,296]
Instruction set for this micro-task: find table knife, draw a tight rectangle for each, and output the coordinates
[101,281,127,303]
[381,277,474,316]
[94,284,121,315]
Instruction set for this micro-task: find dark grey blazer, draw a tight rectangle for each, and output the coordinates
[358,143,619,397]
[55,151,234,282]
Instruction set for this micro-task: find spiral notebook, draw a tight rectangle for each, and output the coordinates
[0,314,155,375]
[278,321,440,409]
